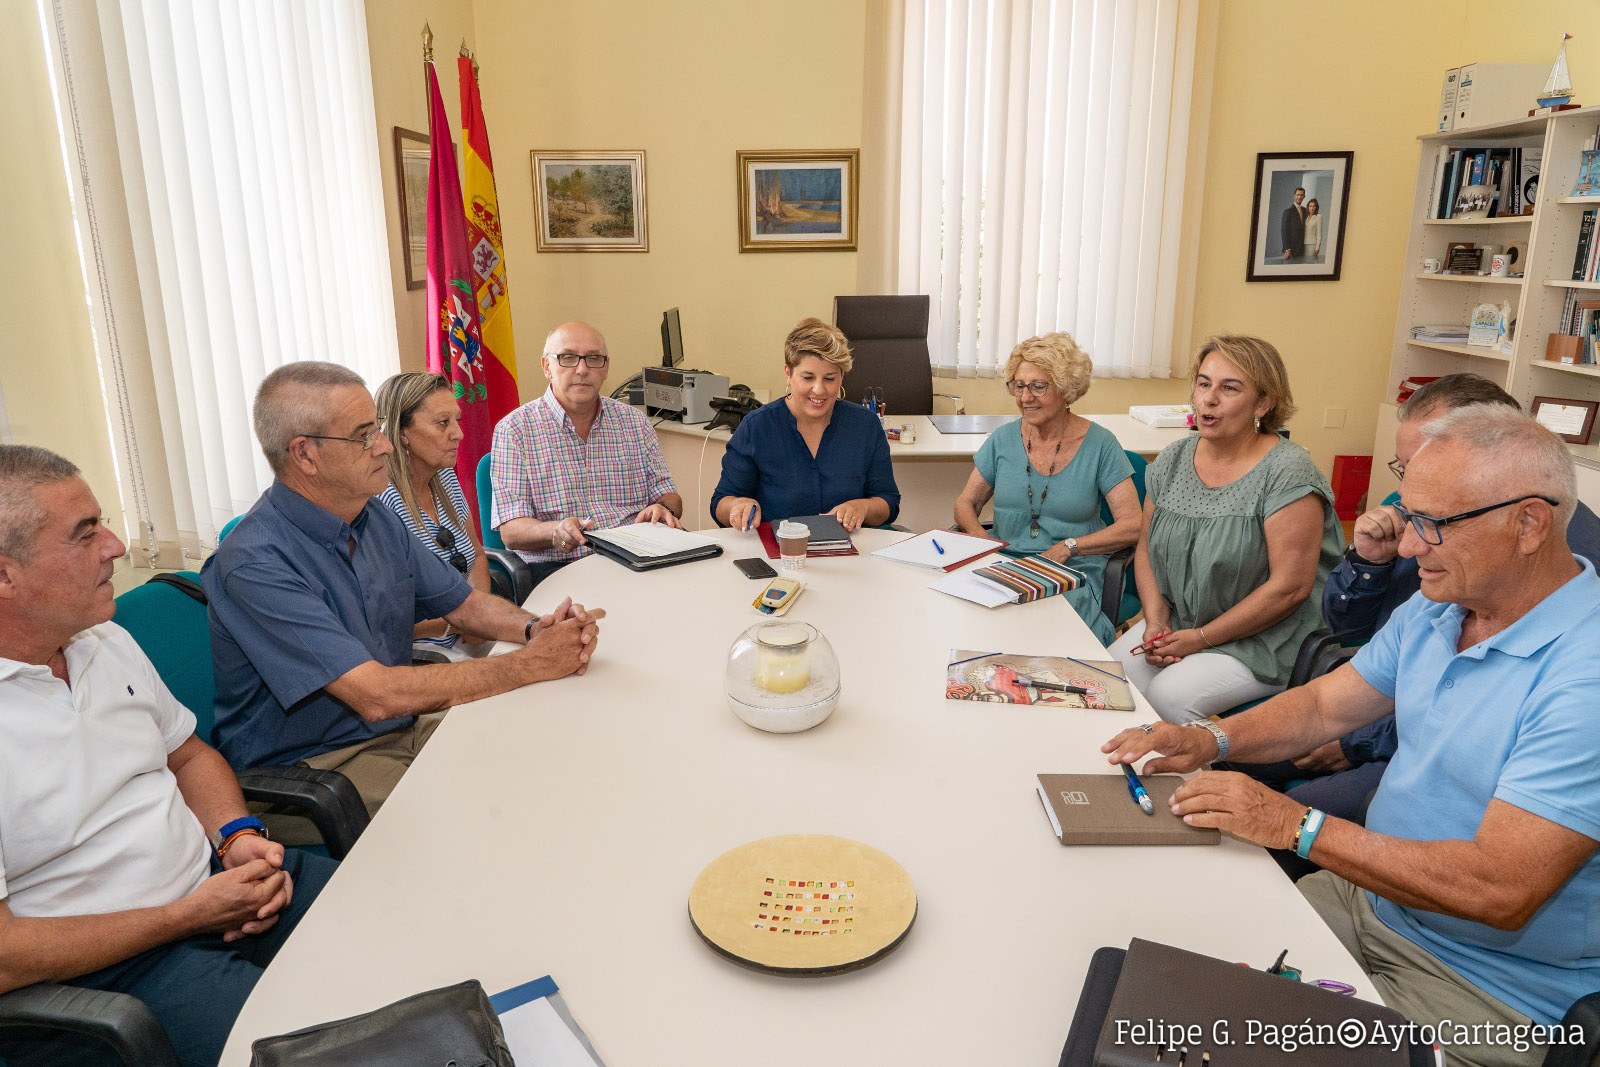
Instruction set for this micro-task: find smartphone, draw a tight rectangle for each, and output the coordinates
[734,557,777,580]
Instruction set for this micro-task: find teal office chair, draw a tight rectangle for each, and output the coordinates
[475,453,536,604]
[218,514,243,542]
[1098,451,1148,630]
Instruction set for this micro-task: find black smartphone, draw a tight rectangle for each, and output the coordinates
[733,557,777,580]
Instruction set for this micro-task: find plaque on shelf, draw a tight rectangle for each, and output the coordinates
[1445,246,1484,274]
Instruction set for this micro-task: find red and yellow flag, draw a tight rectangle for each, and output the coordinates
[456,55,518,522]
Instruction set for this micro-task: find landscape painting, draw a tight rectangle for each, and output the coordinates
[738,150,859,251]
[531,150,648,252]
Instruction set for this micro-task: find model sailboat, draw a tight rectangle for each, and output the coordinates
[1538,34,1574,108]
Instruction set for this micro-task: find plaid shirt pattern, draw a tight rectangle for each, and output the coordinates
[490,391,676,563]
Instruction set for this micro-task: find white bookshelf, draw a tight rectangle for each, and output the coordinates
[1389,106,1600,468]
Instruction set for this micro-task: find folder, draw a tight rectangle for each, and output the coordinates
[584,524,723,571]
[1036,774,1218,845]
[1093,939,1411,1065]
[755,520,858,559]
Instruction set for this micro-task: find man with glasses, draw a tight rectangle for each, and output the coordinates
[491,321,682,587]
[1105,406,1600,1063]
[202,362,605,829]
[1228,376,1600,824]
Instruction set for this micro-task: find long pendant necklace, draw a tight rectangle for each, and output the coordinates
[1025,430,1064,539]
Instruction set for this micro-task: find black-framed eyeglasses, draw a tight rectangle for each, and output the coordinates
[299,427,384,451]
[1387,457,1406,480]
[551,352,609,368]
[434,526,469,575]
[1007,380,1053,397]
[1391,494,1559,545]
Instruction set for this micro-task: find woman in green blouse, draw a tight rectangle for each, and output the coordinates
[1112,335,1344,723]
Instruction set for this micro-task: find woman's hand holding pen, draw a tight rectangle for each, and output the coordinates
[1138,628,1207,663]
[726,498,761,532]
[1100,721,1213,775]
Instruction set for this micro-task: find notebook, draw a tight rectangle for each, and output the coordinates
[946,650,1135,710]
[490,976,607,1066]
[1036,774,1218,846]
[584,524,723,571]
[871,529,1007,571]
[932,554,1084,606]
[1093,939,1410,1065]
[755,520,859,559]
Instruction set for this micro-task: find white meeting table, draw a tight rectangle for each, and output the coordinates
[222,528,1375,1065]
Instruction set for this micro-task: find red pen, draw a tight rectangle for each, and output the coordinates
[1129,630,1172,656]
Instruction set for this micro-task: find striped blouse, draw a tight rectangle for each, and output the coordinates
[377,468,476,650]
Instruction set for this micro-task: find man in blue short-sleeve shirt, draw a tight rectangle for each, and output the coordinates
[204,362,605,822]
[1103,405,1599,1067]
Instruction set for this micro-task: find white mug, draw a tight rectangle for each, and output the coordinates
[1422,258,1442,274]
[1476,244,1500,274]
[1491,253,1511,277]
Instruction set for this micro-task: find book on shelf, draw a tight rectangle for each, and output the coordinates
[1436,66,1460,132]
[1572,210,1597,280]
[1428,145,1527,219]
[1410,324,1470,343]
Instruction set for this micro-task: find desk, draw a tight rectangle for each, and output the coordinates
[223,528,1375,1065]
[655,413,1188,532]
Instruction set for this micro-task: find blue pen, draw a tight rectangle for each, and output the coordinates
[1120,761,1154,815]
[930,537,945,555]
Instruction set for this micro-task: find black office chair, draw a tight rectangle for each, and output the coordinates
[0,985,179,1066]
[833,295,962,415]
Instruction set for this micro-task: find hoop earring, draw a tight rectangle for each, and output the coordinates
[1254,416,1262,432]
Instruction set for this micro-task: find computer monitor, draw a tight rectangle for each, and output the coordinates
[661,307,685,367]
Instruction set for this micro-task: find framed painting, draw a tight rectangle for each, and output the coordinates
[737,150,859,252]
[1245,151,1354,282]
[393,127,430,289]
[531,150,648,252]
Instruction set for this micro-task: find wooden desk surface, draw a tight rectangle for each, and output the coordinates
[222,529,1375,1065]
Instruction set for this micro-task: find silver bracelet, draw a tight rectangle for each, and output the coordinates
[1198,627,1216,648]
[1185,719,1229,761]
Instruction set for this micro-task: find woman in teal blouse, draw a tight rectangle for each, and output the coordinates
[954,333,1141,644]
[1112,335,1344,723]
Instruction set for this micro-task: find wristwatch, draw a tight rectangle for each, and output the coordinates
[1184,719,1229,762]
[1062,537,1078,557]
[210,815,268,852]
[1343,544,1391,569]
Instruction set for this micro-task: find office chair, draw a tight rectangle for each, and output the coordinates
[476,454,537,605]
[833,295,962,415]
[1097,451,1149,631]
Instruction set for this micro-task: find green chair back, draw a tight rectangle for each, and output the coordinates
[219,515,244,542]
[1382,490,1399,506]
[477,452,505,550]
[113,571,217,744]
[1102,450,1149,626]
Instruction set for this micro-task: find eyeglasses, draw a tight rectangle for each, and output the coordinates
[1390,494,1559,545]
[550,352,609,368]
[299,427,384,451]
[1007,380,1053,397]
[434,526,468,575]
[1387,457,1406,480]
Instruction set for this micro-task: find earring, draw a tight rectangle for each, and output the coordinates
[1254,416,1262,432]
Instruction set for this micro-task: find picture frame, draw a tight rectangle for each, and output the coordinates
[736,150,859,252]
[1245,151,1354,282]
[530,150,648,252]
[393,127,431,290]
[1530,396,1599,445]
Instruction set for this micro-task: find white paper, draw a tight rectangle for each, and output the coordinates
[499,996,602,1067]
[584,523,716,559]
[930,570,1020,608]
[1534,402,1589,436]
[872,530,1003,570]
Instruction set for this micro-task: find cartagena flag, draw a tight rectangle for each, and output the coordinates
[424,58,490,530]
[457,55,518,514]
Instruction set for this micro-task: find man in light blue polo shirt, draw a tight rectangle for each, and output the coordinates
[1104,405,1598,1067]
[204,362,605,825]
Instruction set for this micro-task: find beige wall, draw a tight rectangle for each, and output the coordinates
[0,2,122,534]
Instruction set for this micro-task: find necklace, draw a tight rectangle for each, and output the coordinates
[1024,429,1064,539]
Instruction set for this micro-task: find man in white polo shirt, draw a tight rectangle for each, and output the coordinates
[0,446,335,1067]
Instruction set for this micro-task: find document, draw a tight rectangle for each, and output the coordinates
[871,529,1005,570]
[491,976,606,1066]
[584,522,716,559]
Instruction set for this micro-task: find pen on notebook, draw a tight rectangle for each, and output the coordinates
[930,537,945,555]
[1120,760,1154,815]
[1027,679,1091,695]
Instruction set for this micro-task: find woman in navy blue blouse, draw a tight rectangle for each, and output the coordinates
[712,318,900,531]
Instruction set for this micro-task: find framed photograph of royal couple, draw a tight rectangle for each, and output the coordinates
[1245,151,1354,282]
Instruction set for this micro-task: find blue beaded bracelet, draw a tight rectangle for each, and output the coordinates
[1295,807,1326,860]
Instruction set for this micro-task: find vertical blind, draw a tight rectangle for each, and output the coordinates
[44,0,397,559]
[892,0,1201,379]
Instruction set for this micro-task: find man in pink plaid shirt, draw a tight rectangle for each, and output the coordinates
[491,321,683,586]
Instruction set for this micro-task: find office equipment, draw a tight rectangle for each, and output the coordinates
[490,977,605,1067]
[734,557,777,579]
[1436,66,1460,132]
[871,529,1005,571]
[1035,775,1217,846]
[834,295,962,414]
[1089,939,1410,1065]
[947,650,1134,710]
[584,523,723,571]
[643,367,730,424]
[932,554,1085,608]
[661,307,685,367]
[928,414,1015,434]
[706,388,762,433]
[1452,63,1548,129]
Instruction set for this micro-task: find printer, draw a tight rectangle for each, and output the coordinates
[643,366,729,424]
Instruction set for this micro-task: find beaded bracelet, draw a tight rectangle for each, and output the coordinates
[216,828,263,858]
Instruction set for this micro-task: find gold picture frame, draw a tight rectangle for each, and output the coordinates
[393,127,430,290]
[736,149,859,252]
[530,150,648,253]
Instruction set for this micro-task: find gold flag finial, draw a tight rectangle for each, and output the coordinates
[460,39,471,58]
[422,22,433,62]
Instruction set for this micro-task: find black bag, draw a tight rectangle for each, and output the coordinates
[248,979,513,1066]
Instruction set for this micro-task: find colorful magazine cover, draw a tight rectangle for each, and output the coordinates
[945,649,1135,710]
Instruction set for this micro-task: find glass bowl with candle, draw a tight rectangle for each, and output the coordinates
[724,622,840,733]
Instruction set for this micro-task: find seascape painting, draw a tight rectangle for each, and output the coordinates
[738,150,859,251]
[755,168,843,235]
[531,150,649,252]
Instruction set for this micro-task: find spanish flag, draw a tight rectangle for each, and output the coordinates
[457,55,518,516]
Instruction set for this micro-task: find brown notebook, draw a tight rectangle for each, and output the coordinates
[1094,938,1411,1066]
[1036,774,1219,846]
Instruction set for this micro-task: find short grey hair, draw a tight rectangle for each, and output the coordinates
[1418,404,1577,533]
[253,361,365,475]
[0,445,81,563]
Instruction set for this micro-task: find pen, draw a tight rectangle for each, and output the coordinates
[1026,679,1091,695]
[1129,630,1172,656]
[1120,760,1154,815]
[1434,1045,1444,1067]
[1266,948,1288,974]
[931,537,945,555]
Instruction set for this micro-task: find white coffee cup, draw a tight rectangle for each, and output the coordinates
[1422,258,1442,274]
[1476,244,1500,274]
[1491,253,1511,277]
[776,520,809,572]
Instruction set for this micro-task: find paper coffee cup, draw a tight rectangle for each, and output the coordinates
[776,520,809,569]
